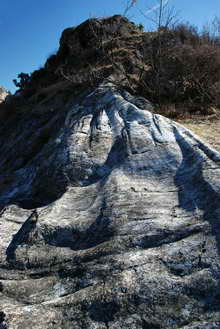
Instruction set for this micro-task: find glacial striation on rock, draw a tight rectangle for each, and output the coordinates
[1,14,220,329]
[0,82,220,329]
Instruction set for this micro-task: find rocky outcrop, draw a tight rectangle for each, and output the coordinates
[20,15,147,99]
[0,82,220,328]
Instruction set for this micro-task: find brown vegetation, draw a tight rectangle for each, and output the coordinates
[8,15,220,120]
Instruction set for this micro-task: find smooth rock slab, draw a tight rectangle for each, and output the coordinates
[0,84,220,328]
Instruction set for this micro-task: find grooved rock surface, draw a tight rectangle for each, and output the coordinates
[0,84,220,328]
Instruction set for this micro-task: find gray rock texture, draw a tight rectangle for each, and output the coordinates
[0,83,220,328]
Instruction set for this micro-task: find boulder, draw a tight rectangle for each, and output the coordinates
[0,83,220,328]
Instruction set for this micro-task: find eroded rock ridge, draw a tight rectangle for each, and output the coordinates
[0,82,220,328]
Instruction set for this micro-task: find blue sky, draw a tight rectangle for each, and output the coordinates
[1,0,220,93]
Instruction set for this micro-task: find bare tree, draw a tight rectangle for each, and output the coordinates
[125,0,179,104]
[123,0,138,16]
[137,0,179,31]
[201,16,220,46]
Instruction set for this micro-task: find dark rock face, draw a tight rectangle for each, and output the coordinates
[43,15,145,92]
[0,83,220,328]
[60,15,136,53]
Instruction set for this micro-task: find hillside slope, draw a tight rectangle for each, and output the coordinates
[7,14,220,119]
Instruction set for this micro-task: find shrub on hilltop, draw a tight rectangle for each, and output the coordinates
[10,16,220,118]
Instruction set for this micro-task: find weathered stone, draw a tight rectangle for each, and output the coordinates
[0,83,220,328]
[0,87,8,104]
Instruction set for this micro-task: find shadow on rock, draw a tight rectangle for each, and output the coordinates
[0,312,7,329]
[6,210,38,265]
[88,300,120,323]
[174,127,220,256]
[42,199,116,251]
[82,134,129,186]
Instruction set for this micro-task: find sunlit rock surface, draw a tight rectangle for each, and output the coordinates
[0,83,220,329]
[0,87,8,103]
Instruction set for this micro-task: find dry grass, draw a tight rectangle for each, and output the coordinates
[152,104,220,152]
[177,113,220,152]
[155,104,220,152]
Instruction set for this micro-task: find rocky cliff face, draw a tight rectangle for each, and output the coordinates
[1,16,220,329]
